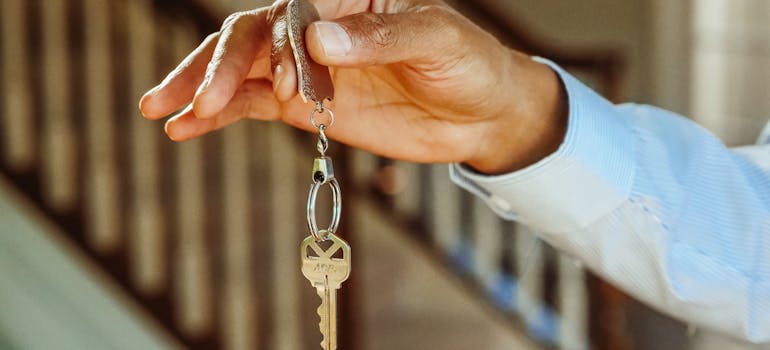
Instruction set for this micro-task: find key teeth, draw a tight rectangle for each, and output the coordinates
[317,295,330,350]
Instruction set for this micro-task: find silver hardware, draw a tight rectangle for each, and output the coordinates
[317,124,329,155]
[310,105,335,129]
[306,176,341,242]
[307,103,341,242]
[312,156,334,183]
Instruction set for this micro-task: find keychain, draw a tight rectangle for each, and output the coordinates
[280,1,351,349]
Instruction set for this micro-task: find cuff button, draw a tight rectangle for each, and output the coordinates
[489,195,512,212]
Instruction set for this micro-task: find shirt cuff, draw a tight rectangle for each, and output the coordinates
[450,57,636,233]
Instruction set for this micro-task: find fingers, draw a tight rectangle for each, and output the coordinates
[165,79,281,141]
[140,33,219,120]
[306,5,465,67]
[192,10,271,119]
[271,63,298,102]
[268,3,300,102]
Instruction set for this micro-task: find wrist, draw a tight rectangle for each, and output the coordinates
[465,52,567,175]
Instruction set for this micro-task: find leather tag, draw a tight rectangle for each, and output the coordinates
[287,0,334,103]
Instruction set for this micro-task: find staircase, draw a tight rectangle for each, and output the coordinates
[0,0,627,349]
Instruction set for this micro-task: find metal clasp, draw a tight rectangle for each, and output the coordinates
[312,156,334,183]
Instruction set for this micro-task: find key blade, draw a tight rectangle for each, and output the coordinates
[316,285,338,350]
[317,286,339,350]
[287,0,334,103]
[328,287,338,350]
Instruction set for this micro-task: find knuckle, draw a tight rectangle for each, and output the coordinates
[221,12,242,29]
[418,5,452,22]
[356,13,395,49]
[266,0,288,24]
[418,5,463,42]
[205,32,220,42]
[222,11,256,32]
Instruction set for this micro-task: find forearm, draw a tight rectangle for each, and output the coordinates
[452,60,770,342]
[546,105,770,342]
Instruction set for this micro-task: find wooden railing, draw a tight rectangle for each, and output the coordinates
[0,0,626,349]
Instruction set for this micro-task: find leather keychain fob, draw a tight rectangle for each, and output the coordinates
[286,0,334,104]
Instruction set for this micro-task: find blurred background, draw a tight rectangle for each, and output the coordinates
[0,0,768,349]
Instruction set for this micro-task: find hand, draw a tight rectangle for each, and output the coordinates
[139,0,566,174]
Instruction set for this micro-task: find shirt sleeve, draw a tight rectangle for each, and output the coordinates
[450,57,770,343]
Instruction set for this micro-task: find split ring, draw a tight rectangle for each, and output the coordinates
[310,107,335,129]
[306,177,341,241]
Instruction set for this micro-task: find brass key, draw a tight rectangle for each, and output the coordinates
[301,233,351,350]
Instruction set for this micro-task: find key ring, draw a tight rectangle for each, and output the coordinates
[307,103,341,242]
[310,103,334,129]
[306,172,341,242]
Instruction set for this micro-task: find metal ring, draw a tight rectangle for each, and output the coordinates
[306,177,341,241]
[310,107,334,129]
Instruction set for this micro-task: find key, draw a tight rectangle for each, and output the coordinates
[301,232,351,350]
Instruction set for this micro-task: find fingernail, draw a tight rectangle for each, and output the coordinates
[273,64,285,93]
[313,22,352,57]
[138,94,152,117]
[165,117,194,142]
[164,119,181,141]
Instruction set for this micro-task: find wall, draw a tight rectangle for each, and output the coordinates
[477,0,653,103]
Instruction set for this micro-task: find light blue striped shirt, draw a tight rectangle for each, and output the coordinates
[451,59,770,343]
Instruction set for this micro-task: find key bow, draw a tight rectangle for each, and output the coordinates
[301,232,351,286]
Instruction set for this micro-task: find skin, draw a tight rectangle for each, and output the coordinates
[139,0,566,175]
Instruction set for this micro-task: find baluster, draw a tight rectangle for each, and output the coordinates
[497,221,519,311]
[472,198,502,289]
[392,161,420,217]
[558,254,589,350]
[417,164,432,235]
[350,148,378,187]
[515,225,545,334]
[455,191,475,273]
[268,123,303,350]
[40,0,78,211]
[126,0,166,296]
[169,24,214,340]
[428,165,461,255]
[175,134,214,339]
[540,244,560,345]
[221,124,258,350]
[82,0,120,254]
[0,0,35,171]
[248,121,274,350]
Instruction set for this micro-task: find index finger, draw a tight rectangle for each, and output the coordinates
[139,32,219,120]
[192,9,270,119]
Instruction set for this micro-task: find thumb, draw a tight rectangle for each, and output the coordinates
[306,6,463,67]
